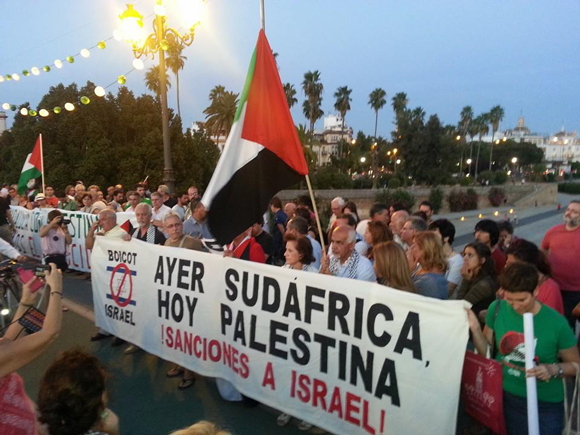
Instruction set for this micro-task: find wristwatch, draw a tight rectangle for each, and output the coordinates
[553,364,564,378]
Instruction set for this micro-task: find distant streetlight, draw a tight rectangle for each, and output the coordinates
[466,158,472,164]
[360,157,366,163]
[511,157,518,164]
[495,139,500,145]
[456,135,461,141]
[396,159,401,164]
[393,148,398,154]
[351,139,356,145]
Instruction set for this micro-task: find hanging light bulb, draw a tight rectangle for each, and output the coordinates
[2,103,10,110]
[5,75,12,81]
[22,69,30,76]
[20,108,28,116]
[117,75,126,85]
[64,103,75,111]
[66,56,75,64]
[53,107,62,114]
[132,59,144,70]
[12,74,20,81]
[42,66,51,72]
[80,96,90,105]
[94,86,106,97]
[39,109,49,117]
[54,60,63,69]
[80,49,90,58]
[29,110,37,116]
[0,76,4,83]
[31,67,40,76]
[98,40,106,49]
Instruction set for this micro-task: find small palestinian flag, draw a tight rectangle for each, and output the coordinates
[202,30,308,245]
[17,135,43,195]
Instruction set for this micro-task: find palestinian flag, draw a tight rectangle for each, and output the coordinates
[202,30,308,245]
[17,135,43,195]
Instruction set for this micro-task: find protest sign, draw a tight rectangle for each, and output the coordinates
[11,206,136,272]
[92,237,469,435]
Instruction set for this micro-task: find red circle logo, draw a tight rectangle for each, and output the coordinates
[109,263,133,307]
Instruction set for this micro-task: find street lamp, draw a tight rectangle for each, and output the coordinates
[119,1,203,193]
[360,157,366,163]
[511,157,518,164]
[395,158,401,174]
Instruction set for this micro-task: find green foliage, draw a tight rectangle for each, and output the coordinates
[558,183,580,194]
[375,188,415,210]
[311,167,353,189]
[428,187,444,213]
[478,170,508,186]
[493,171,508,185]
[546,173,556,182]
[488,187,505,207]
[387,178,401,189]
[460,177,473,186]
[0,82,219,192]
[448,188,479,212]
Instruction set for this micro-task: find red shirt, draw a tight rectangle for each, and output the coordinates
[537,277,565,315]
[541,224,580,291]
[45,196,59,208]
[0,373,37,435]
[491,248,506,276]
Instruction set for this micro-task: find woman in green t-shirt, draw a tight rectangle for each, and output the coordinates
[468,262,580,435]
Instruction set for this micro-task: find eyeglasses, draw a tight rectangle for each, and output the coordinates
[165,223,182,229]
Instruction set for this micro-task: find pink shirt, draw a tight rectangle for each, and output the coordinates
[40,227,66,256]
[542,224,580,291]
[537,277,564,315]
[0,372,38,435]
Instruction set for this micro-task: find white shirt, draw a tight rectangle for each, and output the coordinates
[446,251,464,287]
[152,204,171,223]
[356,219,369,237]
[172,204,186,220]
[0,238,21,259]
[355,240,370,257]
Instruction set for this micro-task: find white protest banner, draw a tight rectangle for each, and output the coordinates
[11,206,136,272]
[92,237,469,435]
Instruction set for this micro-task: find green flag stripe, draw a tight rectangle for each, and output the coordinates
[233,47,257,123]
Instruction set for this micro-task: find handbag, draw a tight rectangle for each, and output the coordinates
[461,351,506,435]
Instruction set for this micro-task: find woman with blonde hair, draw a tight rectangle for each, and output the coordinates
[170,421,231,435]
[410,231,448,299]
[373,241,416,293]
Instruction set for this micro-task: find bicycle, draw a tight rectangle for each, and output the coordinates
[0,259,24,329]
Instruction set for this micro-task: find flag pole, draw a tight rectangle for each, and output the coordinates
[260,0,265,31]
[305,174,327,254]
[39,134,45,194]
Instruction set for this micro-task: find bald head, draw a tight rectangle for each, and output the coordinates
[389,210,409,235]
[98,209,117,231]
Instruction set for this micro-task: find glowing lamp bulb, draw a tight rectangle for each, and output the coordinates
[64,103,75,111]
[20,108,28,116]
[0,307,9,316]
[478,213,483,219]
[80,49,90,58]
[132,59,144,70]
[12,73,20,81]
[31,67,40,75]
[2,103,10,110]
[94,86,106,97]
[460,217,465,222]
[39,109,49,117]
[0,76,4,82]
[54,59,63,69]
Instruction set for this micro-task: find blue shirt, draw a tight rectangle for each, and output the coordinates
[413,273,448,300]
[183,217,213,239]
[307,234,322,269]
[333,254,376,282]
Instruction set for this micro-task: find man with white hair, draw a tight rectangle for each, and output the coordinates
[86,209,128,343]
[389,210,410,248]
[327,197,346,232]
[320,225,375,282]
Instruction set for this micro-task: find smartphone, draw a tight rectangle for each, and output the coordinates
[17,268,45,293]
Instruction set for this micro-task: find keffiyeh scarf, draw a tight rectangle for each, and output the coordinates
[134,225,156,244]
[329,250,360,279]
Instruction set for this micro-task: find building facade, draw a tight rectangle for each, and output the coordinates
[311,114,353,166]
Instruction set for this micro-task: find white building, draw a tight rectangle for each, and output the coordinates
[505,117,544,146]
[0,111,7,135]
[311,114,353,166]
[537,130,580,174]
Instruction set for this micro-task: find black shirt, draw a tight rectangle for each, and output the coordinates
[0,197,10,226]
[255,230,274,261]
[133,226,166,245]
[163,197,178,208]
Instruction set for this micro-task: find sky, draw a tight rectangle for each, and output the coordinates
[1,0,579,139]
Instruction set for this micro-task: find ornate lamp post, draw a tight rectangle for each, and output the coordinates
[118,1,203,193]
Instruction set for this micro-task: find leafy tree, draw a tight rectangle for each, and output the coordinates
[302,70,323,134]
[391,92,408,129]
[283,83,297,109]
[165,43,187,119]
[488,105,505,170]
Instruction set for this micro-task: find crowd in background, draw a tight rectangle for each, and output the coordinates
[1,177,580,434]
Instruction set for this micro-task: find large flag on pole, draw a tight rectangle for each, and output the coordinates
[202,30,308,245]
[17,135,43,194]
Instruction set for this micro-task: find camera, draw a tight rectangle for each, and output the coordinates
[61,218,71,225]
[35,264,51,277]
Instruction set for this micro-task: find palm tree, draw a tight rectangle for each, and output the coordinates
[283,83,297,109]
[458,106,474,177]
[144,66,171,98]
[488,105,505,170]
[467,117,480,177]
[203,90,239,148]
[296,124,317,168]
[302,70,323,134]
[473,113,490,180]
[209,85,226,103]
[368,88,386,139]
[334,86,352,160]
[165,43,187,119]
[391,92,409,129]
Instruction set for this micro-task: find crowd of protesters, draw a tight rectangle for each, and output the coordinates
[1,178,580,434]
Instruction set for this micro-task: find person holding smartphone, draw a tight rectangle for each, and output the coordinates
[39,210,72,271]
[0,264,63,434]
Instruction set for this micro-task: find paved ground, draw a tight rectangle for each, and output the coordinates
[14,192,580,434]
